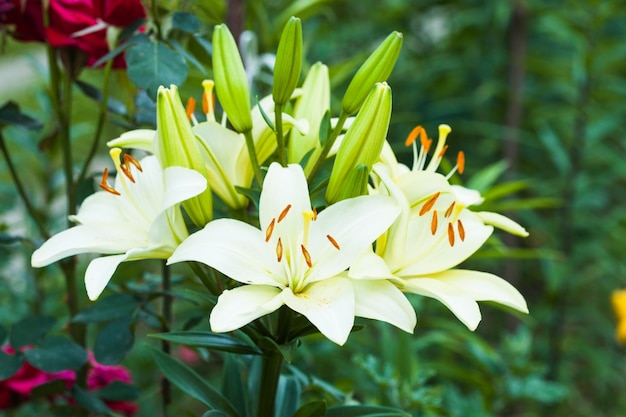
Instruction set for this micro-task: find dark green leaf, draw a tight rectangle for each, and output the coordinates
[91,33,148,68]
[24,336,88,372]
[222,356,248,417]
[202,412,230,417]
[318,110,331,147]
[74,80,128,116]
[0,101,42,130]
[150,331,261,355]
[256,96,276,132]
[0,323,6,343]
[325,405,411,417]
[258,337,299,363]
[234,186,261,210]
[126,41,189,98]
[275,375,301,417]
[172,11,202,33]
[73,293,139,323]
[0,350,24,379]
[94,319,135,365]
[294,400,327,417]
[0,232,24,244]
[10,315,56,348]
[73,385,111,415]
[169,39,207,73]
[31,379,69,398]
[149,346,240,416]
[95,381,140,401]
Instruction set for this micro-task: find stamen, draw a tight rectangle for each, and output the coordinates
[430,211,438,235]
[99,168,120,196]
[265,218,276,242]
[421,136,432,153]
[405,125,425,147]
[326,234,341,250]
[312,207,318,220]
[278,204,292,223]
[444,201,456,218]
[437,144,449,158]
[185,97,196,121]
[419,192,441,216]
[457,220,465,241]
[119,163,135,183]
[123,153,142,172]
[447,223,455,246]
[301,244,312,268]
[202,79,216,122]
[276,238,283,262]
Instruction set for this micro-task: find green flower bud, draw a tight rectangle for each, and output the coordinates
[327,82,392,204]
[212,24,253,133]
[157,85,213,226]
[273,16,302,106]
[341,31,402,115]
[333,164,370,202]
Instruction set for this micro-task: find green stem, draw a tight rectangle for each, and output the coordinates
[274,104,287,166]
[256,350,283,417]
[0,133,49,239]
[188,262,220,296]
[243,129,264,188]
[307,111,349,183]
[161,261,172,416]
[60,72,76,219]
[77,59,114,186]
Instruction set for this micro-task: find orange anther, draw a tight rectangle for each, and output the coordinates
[326,234,340,250]
[278,204,292,223]
[119,164,135,183]
[437,144,449,158]
[419,192,441,216]
[312,207,318,220]
[265,218,276,242]
[185,97,196,121]
[447,223,455,246]
[430,211,438,235]
[202,91,209,115]
[301,244,312,268]
[457,151,465,175]
[123,153,143,172]
[421,137,432,153]
[457,219,465,241]
[99,168,120,196]
[276,238,283,262]
[444,201,456,218]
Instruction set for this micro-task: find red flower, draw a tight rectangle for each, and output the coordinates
[88,353,138,417]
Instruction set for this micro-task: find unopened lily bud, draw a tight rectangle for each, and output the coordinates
[212,24,252,133]
[326,82,392,203]
[341,31,402,115]
[157,85,213,226]
[273,16,302,106]
[333,164,370,202]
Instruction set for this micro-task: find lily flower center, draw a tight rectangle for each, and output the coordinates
[417,191,467,247]
[405,124,465,179]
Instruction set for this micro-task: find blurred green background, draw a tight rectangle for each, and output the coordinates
[2,0,626,416]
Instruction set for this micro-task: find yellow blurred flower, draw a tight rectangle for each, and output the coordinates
[612,289,626,343]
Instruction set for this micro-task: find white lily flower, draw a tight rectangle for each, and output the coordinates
[31,149,207,300]
[352,164,528,331]
[169,162,413,345]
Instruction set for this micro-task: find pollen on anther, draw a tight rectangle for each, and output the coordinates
[457,151,465,175]
[99,168,120,196]
[405,125,423,147]
[430,211,438,235]
[312,207,318,220]
[185,97,196,121]
[301,244,313,268]
[438,144,449,158]
[327,234,341,250]
[265,218,276,242]
[278,204,292,223]
[447,223,455,246]
[457,219,465,241]
[276,238,283,262]
[444,201,456,218]
[124,153,143,172]
[119,164,135,183]
[419,192,441,216]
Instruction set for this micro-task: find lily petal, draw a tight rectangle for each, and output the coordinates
[85,254,129,300]
[476,211,529,237]
[402,277,482,330]
[352,279,416,333]
[168,219,284,287]
[349,250,394,280]
[161,166,207,212]
[281,277,355,345]
[106,129,156,152]
[210,285,284,332]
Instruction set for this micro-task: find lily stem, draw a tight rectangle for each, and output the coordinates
[243,129,264,189]
[274,103,287,166]
[161,261,172,416]
[256,350,283,417]
[307,111,349,183]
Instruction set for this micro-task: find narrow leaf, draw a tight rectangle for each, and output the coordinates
[294,400,327,417]
[150,331,261,355]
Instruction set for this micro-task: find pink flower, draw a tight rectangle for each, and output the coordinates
[88,353,138,417]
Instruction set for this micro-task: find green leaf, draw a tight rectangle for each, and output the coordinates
[31,379,69,398]
[74,80,128,116]
[256,96,276,132]
[294,400,327,417]
[95,381,140,401]
[73,293,140,323]
[202,412,230,417]
[149,346,240,416]
[0,101,42,130]
[172,11,202,33]
[318,110,331,147]
[325,405,411,417]
[258,337,299,363]
[0,323,6,343]
[24,336,88,372]
[222,356,248,417]
[169,38,207,73]
[10,315,56,349]
[91,32,148,68]
[0,232,25,244]
[94,319,135,365]
[73,385,111,415]
[0,350,24,379]
[465,160,508,192]
[275,375,301,417]
[150,331,261,355]
[126,41,189,98]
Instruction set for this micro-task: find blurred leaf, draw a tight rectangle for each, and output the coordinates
[293,400,327,417]
[126,41,189,97]
[0,101,42,130]
[258,337,299,363]
[275,375,301,417]
[31,379,69,397]
[24,336,88,372]
[325,405,411,417]
[169,39,208,73]
[0,350,24,379]
[74,80,128,116]
[172,11,202,33]
[150,331,261,355]
[10,315,55,349]
[73,293,140,323]
[465,160,508,192]
[149,346,240,416]
[0,232,24,244]
[318,110,331,147]
[479,180,531,202]
[537,124,570,174]
[91,33,148,68]
[73,385,111,415]
[0,323,6,343]
[95,381,141,401]
[202,412,230,417]
[222,356,248,417]
[483,197,560,211]
[134,90,157,126]
[94,319,135,365]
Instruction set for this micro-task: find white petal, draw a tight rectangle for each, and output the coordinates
[282,277,355,345]
[352,279,416,333]
[451,185,484,206]
[402,277,482,330]
[85,254,128,300]
[71,192,126,225]
[397,171,452,209]
[106,129,156,152]
[31,224,145,267]
[476,211,529,237]
[210,285,283,332]
[161,166,207,212]
[433,269,529,314]
[168,219,285,287]
[348,250,394,280]
[306,195,399,283]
